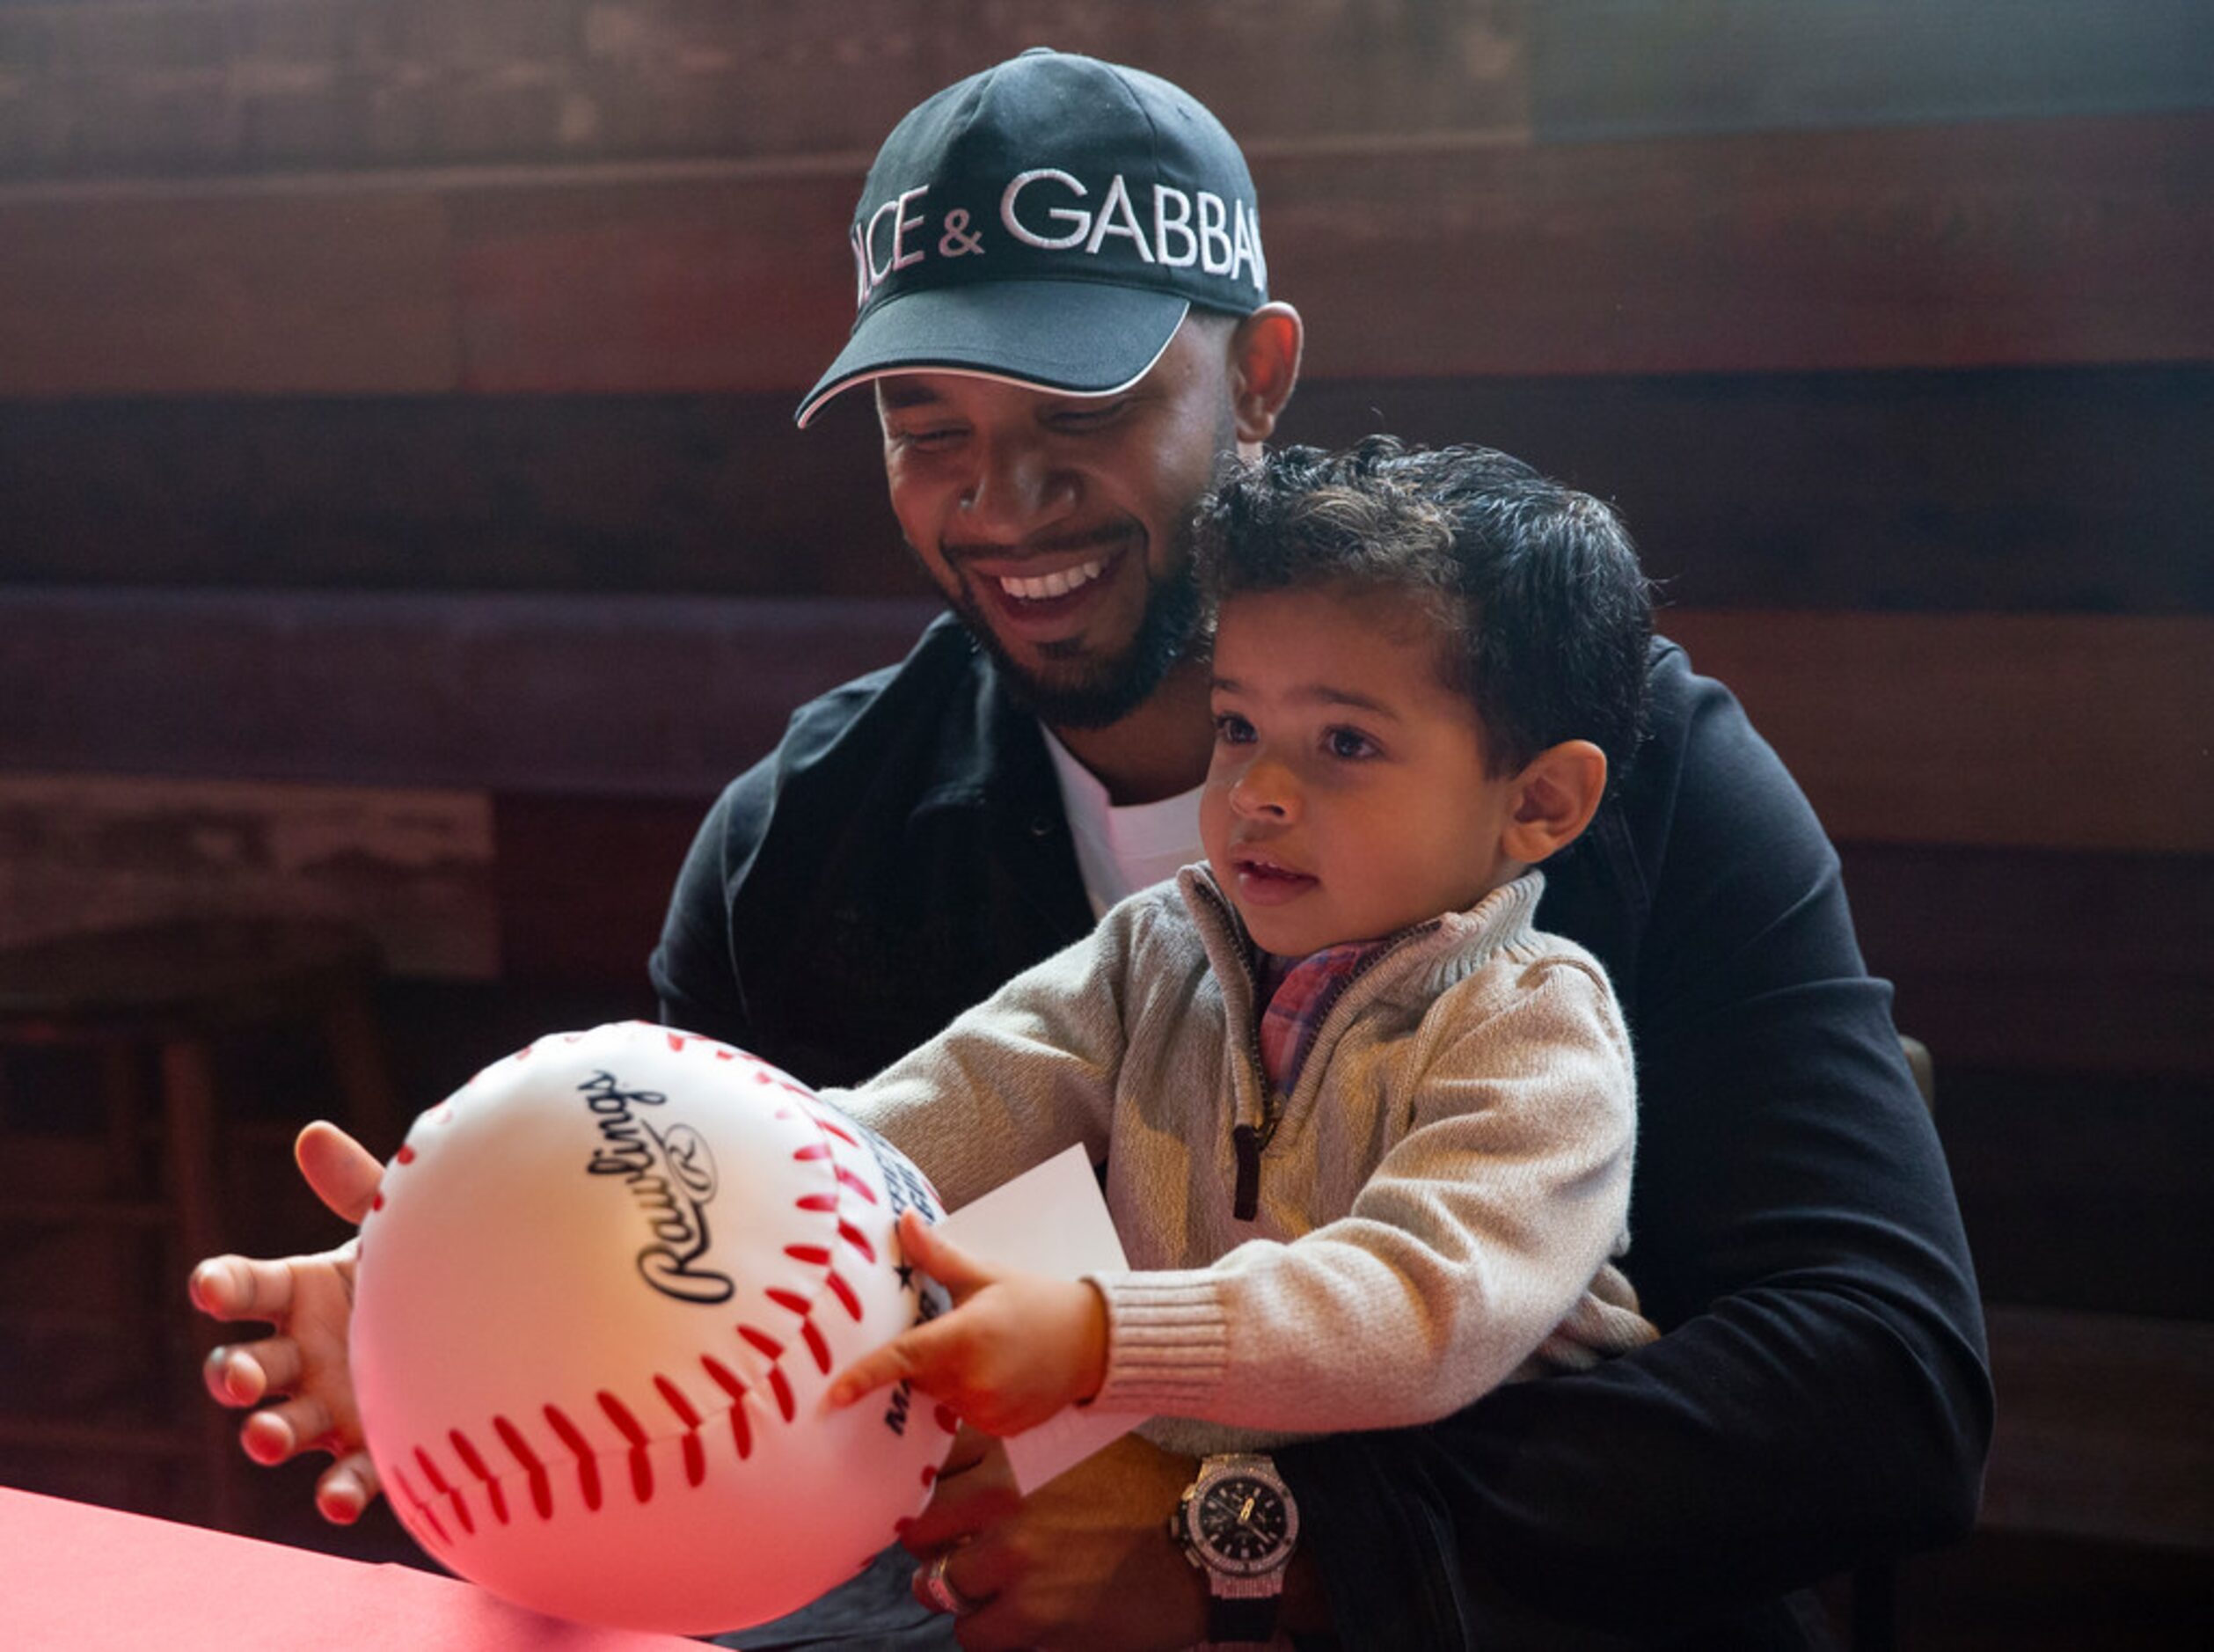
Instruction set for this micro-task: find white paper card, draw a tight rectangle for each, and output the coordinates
[935,1144,1151,1493]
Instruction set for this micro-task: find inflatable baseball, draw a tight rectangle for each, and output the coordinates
[351,1021,957,1633]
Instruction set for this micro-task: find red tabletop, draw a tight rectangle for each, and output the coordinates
[0,1487,708,1649]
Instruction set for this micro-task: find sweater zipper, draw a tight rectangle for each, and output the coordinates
[1198,878,1437,1220]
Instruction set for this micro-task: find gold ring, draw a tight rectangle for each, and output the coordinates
[917,1549,980,1615]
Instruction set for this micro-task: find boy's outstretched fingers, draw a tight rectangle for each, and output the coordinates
[827,1210,991,1411]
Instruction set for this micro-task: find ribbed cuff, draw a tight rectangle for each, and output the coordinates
[1086,1269,1230,1412]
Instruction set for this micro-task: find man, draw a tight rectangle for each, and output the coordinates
[196,48,1991,1648]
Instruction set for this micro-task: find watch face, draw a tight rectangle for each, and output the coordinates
[1193,1473,1290,1575]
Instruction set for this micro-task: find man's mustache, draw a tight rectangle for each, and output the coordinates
[939,523,1138,567]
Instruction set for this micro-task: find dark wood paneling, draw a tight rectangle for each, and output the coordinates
[0,0,1529,181]
[0,773,496,980]
[6,592,2206,856]
[5,365,2208,614]
[0,588,939,795]
[2,110,2204,396]
[1286,367,2214,615]
[1662,611,2214,854]
[1981,1307,2214,1547]
[0,392,899,596]
[0,188,457,396]
[1942,1073,2214,1318]
[12,2,2209,183]
[1531,0,2214,141]
[1268,112,2214,382]
[1845,843,2214,1078]
[446,169,859,395]
[493,792,709,990]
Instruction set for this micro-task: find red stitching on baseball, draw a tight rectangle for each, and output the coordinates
[699,1356,754,1459]
[396,1144,416,1165]
[825,1269,863,1321]
[598,1390,654,1505]
[835,1166,880,1203]
[449,1427,510,1525]
[802,1319,833,1373]
[796,1192,837,1211]
[543,1403,603,1512]
[816,1117,860,1149]
[792,1142,831,1161]
[837,1220,876,1263]
[655,1374,708,1488]
[492,1414,552,1520]
[783,1244,831,1267]
[414,1444,472,1535]
[391,1461,450,1549]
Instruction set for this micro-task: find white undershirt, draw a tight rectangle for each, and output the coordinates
[1041,725,1205,919]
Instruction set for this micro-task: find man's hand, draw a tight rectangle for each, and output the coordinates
[903,1430,1209,1651]
[829,1208,1108,1437]
[187,1120,384,1523]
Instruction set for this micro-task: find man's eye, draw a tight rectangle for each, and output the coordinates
[1326,727,1379,760]
[1049,400,1127,431]
[1213,713,1255,745]
[894,425,963,450]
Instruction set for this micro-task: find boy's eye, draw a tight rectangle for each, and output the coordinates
[1213,712,1255,745]
[893,424,963,450]
[1325,727,1380,761]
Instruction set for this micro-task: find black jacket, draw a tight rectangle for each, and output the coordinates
[652,614,1991,1648]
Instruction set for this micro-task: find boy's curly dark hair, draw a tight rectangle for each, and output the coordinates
[1193,436,1655,786]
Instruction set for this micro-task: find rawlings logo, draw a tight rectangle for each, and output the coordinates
[580,1070,735,1305]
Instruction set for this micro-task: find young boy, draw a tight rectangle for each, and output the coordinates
[828,436,1659,1452]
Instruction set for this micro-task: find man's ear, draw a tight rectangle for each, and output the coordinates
[1501,740,1608,866]
[1229,303,1304,448]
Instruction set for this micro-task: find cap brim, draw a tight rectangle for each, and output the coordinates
[795,281,1190,428]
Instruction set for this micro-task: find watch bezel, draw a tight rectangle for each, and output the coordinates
[1178,1456,1300,1579]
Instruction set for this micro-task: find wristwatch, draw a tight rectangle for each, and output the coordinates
[1173,1451,1300,1647]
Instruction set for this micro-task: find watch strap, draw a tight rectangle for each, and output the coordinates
[1208,1591,1279,1645]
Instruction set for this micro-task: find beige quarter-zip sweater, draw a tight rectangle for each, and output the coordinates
[830,865,1656,1456]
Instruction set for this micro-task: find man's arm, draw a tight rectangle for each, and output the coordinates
[1276,657,1993,1643]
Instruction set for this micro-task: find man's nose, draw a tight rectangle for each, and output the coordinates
[958,433,1073,538]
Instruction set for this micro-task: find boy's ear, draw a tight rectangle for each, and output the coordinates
[1501,740,1609,866]
[1229,303,1304,447]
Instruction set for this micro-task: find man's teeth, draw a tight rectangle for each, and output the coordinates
[998,559,1107,601]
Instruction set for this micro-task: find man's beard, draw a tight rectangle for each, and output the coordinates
[946,520,1206,730]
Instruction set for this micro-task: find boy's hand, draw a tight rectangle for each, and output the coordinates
[829,1207,1108,1437]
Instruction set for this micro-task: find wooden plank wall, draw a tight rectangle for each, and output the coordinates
[2,0,2210,1575]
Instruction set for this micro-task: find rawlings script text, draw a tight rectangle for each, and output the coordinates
[581,1071,735,1305]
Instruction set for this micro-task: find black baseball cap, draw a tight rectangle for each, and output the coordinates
[795,48,1268,427]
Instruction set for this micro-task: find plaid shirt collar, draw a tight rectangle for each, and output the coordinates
[1255,940,1382,1097]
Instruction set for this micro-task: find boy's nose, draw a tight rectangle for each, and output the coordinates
[1230,758,1297,819]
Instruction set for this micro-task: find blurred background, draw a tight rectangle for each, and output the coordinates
[0,2,2207,1644]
